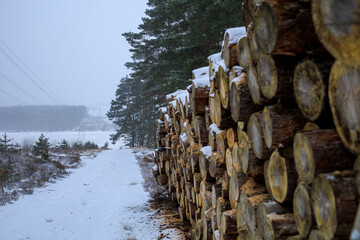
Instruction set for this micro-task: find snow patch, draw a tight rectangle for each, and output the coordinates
[192,66,209,79]
[222,27,247,47]
[209,123,222,135]
[192,76,210,88]
[200,146,212,159]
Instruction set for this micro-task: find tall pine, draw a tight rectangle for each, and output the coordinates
[108,0,243,147]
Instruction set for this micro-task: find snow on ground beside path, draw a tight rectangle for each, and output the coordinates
[4,131,124,149]
[0,149,173,240]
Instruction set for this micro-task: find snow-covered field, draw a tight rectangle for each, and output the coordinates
[0,132,184,239]
[4,131,124,149]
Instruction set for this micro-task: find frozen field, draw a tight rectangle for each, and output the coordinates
[3,131,124,149]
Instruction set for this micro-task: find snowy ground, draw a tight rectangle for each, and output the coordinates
[0,132,185,240]
[4,131,124,149]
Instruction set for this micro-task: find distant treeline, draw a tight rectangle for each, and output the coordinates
[0,105,88,131]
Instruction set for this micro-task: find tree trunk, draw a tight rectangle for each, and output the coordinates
[245,193,272,234]
[293,129,355,184]
[312,171,359,240]
[230,73,263,122]
[221,209,237,235]
[257,53,297,100]
[262,105,306,149]
[214,90,236,129]
[254,1,319,56]
[263,213,298,240]
[257,200,288,239]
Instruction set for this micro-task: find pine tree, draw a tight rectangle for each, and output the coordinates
[108,0,244,147]
[32,134,51,161]
[0,133,14,154]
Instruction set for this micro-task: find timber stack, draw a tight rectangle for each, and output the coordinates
[153,1,360,239]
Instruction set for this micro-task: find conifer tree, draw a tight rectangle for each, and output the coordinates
[109,0,243,147]
[32,134,51,161]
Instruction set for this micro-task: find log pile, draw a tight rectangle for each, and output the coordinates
[153,1,360,239]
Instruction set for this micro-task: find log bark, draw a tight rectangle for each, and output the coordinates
[257,53,297,100]
[257,200,288,239]
[350,204,360,240]
[293,57,333,122]
[312,0,360,66]
[293,129,355,184]
[245,193,272,234]
[328,61,360,155]
[238,134,264,176]
[199,148,213,181]
[263,213,298,240]
[191,78,210,116]
[254,1,319,56]
[293,183,314,238]
[222,31,240,69]
[312,171,359,240]
[221,209,237,235]
[216,197,231,233]
[194,115,209,145]
[262,105,306,149]
[156,174,168,186]
[230,73,263,123]
[214,90,236,129]
[267,151,298,203]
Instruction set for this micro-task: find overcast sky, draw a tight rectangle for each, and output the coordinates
[0,0,148,113]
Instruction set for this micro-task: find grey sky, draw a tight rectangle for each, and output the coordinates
[0,0,148,112]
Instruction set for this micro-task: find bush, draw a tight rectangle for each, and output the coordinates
[71,141,84,150]
[83,141,98,149]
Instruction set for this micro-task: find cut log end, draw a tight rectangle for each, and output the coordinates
[294,60,326,122]
[329,61,360,155]
[311,174,337,240]
[254,2,277,54]
[293,132,315,184]
[268,151,288,203]
[312,0,360,66]
[257,53,277,99]
[247,64,262,105]
[293,183,312,237]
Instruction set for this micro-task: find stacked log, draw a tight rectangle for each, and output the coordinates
[153,2,360,239]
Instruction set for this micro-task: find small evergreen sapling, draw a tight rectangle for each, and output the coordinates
[32,134,51,161]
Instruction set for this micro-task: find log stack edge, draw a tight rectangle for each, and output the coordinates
[153,1,360,239]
